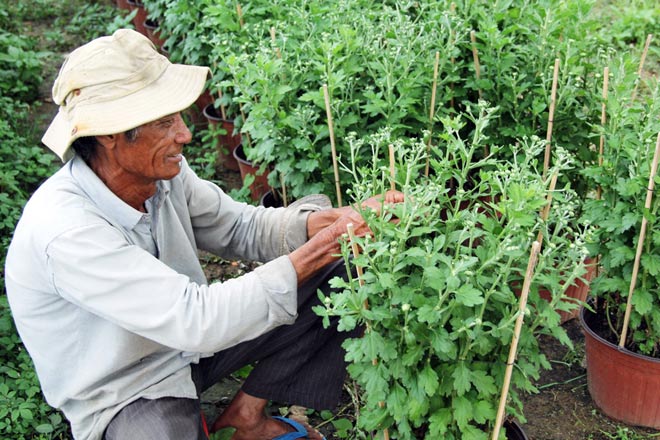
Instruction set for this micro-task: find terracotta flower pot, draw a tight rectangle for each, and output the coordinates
[127,0,147,36]
[233,144,270,202]
[580,305,660,429]
[202,104,240,172]
[539,257,597,323]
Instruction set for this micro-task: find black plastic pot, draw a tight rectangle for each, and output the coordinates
[504,419,529,440]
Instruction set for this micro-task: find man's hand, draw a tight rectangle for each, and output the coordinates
[289,190,404,285]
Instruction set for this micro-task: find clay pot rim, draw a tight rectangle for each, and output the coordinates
[579,304,660,364]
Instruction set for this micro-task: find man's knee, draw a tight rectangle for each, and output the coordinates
[104,397,206,440]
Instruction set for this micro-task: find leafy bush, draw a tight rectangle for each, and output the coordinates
[315,108,591,439]
[0,32,50,102]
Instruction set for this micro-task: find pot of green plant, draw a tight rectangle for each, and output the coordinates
[126,0,147,36]
[116,0,130,10]
[580,303,660,429]
[143,19,165,50]
[578,54,660,429]
[259,190,284,208]
[233,144,270,202]
[202,104,240,172]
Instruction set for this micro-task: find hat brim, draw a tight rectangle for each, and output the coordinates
[43,62,210,162]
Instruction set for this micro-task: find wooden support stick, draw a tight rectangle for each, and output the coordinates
[536,172,559,245]
[217,88,227,120]
[631,34,653,102]
[470,30,482,100]
[270,26,282,59]
[323,84,343,207]
[238,103,252,147]
[389,144,396,191]
[596,66,609,200]
[236,3,244,28]
[425,51,440,178]
[346,223,389,440]
[279,173,288,207]
[619,131,660,347]
[543,58,560,180]
[491,240,542,440]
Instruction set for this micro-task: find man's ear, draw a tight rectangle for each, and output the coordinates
[95,134,117,150]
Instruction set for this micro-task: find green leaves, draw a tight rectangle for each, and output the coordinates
[315,105,589,438]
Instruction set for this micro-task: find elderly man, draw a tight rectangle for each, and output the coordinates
[5,29,402,440]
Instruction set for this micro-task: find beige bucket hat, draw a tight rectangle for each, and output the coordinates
[42,29,210,162]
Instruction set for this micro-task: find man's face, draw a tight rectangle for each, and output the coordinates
[113,112,192,182]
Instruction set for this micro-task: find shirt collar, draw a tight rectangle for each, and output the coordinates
[70,155,151,230]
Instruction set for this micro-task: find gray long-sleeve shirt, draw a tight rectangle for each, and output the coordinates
[5,155,326,440]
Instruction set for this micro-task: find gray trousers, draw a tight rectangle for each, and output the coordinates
[104,261,356,440]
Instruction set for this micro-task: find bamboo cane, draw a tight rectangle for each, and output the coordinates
[238,103,252,148]
[470,30,482,100]
[491,240,542,440]
[269,26,287,204]
[470,31,490,156]
[619,132,660,347]
[346,223,389,440]
[449,3,456,110]
[279,173,288,207]
[323,84,343,207]
[236,3,244,28]
[425,51,440,178]
[543,58,560,180]
[217,88,228,121]
[536,172,559,245]
[270,26,282,59]
[631,34,653,103]
[596,66,609,200]
[389,144,396,191]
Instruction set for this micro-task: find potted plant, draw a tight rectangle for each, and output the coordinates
[579,55,660,429]
[314,106,591,439]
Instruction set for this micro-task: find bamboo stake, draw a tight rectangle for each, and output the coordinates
[236,3,244,28]
[346,223,389,440]
[470,31,489,156]
[536,172,559,245]
[470,30,482,100]
[323,84,343,207]
[543,58,560,180]
[631,34,653,103]
[238,103,252,148]
[217,88,228,121]
[596,66,609,200]
[279,173,288,207]
[389,144,396,191]
[491,240,542,440]
[449,3,456,110]
[619,132,660,347]
[270,26,282,59]
[210,62,228,120]
[269,26,287,204]
[425,51,440,178]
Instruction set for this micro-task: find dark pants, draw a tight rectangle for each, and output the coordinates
[104,261,356,440]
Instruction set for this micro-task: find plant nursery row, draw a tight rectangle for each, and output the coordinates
[114,0,660,438]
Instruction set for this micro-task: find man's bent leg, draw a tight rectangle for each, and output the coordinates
[194,260,358,409]
[104,397,206,440]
